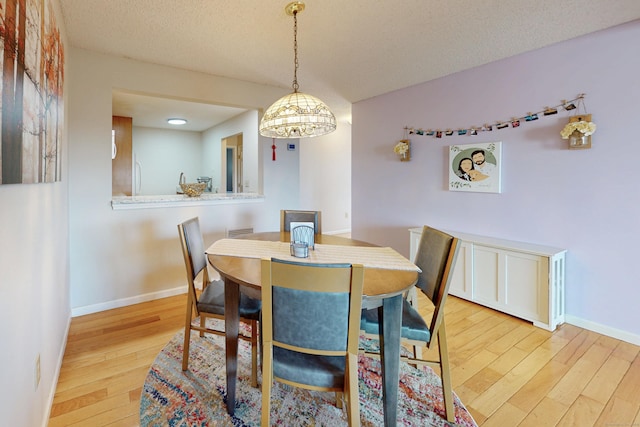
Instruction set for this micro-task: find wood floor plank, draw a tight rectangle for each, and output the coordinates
[52,365,151,405]
[469,340,564,419]
[633,405,640,427]
[464,367,504,395]
[485,322,536,355]
[557,395,603,427]
[547,343,614,406]
[611,355,640,404]
[517,397,568,427]
[451,349,499,388]
[553,329,600,366]
[487,346,530,376]
[508,360,570,413]
[514,328,553,353]
[581,355,631,405]
[594,395,640,427]
[612,340,640,362]
[453,318,523,365]
[50,388,109,417]
[480,402,527,427]
[48,393,132,427]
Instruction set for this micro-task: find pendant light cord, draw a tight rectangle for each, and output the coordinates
[292,10,299,93]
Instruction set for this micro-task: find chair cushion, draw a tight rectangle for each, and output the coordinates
[197,279,261,319]
[272,346,345,389]
[272,287,349,351]
[360,299,431,343]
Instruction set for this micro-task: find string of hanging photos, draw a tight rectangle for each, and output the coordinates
[406,94,588,139]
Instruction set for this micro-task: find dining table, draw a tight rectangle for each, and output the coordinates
[206,232,419,427]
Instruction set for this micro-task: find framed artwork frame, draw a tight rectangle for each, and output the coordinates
[449,142,502,193]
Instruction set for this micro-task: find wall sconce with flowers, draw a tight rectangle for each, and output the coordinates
[393,139,411,161]
[561,114,596,149]
[559,94,596,150]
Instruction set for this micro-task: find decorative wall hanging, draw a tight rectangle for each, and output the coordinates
[393,140,411,161]
[449,142,502,193]
[0,0,65,184]
[407,94,587,143]
[393,128,411,161]
[559,97,595,149]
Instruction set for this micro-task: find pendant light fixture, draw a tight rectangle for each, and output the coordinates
[259,2,336,139]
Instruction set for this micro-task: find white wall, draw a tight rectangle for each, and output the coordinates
[0,1,70,426]
[67,49,300,313]
[202,109,260,193]
[133,127,202,195]
[352,21,640,343]
[299,120,352,234]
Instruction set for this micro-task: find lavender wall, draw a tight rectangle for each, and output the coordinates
[352,20,640,341]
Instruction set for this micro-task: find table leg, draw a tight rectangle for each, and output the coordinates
[224,279,240,415]
[379,294,402,427]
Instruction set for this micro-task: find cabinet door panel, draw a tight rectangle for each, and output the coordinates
[474,248,500,304]
[505,253,548,321]
[449,241,472,298]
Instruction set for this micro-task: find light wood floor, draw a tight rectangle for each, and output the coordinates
[49,293,640,426]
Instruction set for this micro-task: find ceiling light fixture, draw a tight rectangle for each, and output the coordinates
[167,118,187,125]
[259,2,336,139]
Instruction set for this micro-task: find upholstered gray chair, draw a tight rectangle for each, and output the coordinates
[360,226,460,422]
[178,217,261,387]
[280,209,322,235]
[260,258,364,426]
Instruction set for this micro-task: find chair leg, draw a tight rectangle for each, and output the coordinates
[437,324,455,422]
[199,314,206,337]
[346,353,361,427]
[250,319,258,388]
[182,302,194,371]
[411,344,423,369]
[261,343,273,427]
[335,392,343,409]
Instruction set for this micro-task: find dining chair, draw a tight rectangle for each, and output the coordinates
[260,258,364,427]
[280,209,322,235]
[177,217,262,387]
[359,226,460,422]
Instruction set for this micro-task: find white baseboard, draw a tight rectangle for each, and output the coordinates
[71,286,187,317]
[565,315,640,346]
[42,312,71,427]
[324,228,351,236]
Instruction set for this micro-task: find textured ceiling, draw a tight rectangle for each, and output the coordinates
[60,0,640,128]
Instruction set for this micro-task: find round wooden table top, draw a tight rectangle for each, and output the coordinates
[207,232,418,303]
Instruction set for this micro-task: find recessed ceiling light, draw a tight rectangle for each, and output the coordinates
[167,118,187,125]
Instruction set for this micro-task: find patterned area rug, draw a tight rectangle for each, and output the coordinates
[140,320,477,426]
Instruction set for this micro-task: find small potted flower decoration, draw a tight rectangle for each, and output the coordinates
[560,116,596,149]
[393,139,411,161]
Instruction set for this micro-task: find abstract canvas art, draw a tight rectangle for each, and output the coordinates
[0,0,64,184]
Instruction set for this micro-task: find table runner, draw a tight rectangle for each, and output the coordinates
[206,238,420,272]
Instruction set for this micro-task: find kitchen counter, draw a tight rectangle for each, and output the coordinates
[111,193,264,210]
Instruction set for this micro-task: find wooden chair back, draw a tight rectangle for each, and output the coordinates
[280,209,322,234]
[177,217,207,316]
[414,226,460,341]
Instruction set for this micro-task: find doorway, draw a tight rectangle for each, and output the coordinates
[222,133,243,193]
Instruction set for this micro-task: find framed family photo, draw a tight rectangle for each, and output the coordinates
[449,142,502,193]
